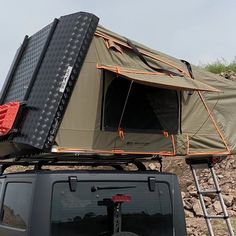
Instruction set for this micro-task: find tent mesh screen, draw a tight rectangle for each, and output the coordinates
[104,76,179,134]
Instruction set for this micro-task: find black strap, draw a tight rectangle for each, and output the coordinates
[181,59,194,79]
[126,38,183,77]
[181,60,195,95]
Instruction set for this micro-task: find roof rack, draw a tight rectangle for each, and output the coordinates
[0,153,163,175]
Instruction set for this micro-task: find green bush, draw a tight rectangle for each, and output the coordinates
[202,58,236,74]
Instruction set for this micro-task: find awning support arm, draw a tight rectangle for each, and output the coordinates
[117,80,134,131]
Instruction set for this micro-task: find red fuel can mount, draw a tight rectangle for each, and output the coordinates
[0,102,20,136]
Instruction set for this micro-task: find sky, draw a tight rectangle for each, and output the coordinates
[0,0,235,88]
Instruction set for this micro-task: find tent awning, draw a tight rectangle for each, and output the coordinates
[97,64,220,92]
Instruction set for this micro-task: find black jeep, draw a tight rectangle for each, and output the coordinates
[0,157,186,236]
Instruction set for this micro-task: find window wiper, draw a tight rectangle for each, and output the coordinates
[91,186,136,192]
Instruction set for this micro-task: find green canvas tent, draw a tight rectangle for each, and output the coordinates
[0,12,235,158]
[52,26,232,157]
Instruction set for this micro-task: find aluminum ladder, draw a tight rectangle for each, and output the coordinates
[186,156,235,236]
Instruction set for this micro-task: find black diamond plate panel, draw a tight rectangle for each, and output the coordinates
[3,23,53,103]
[14,12,99,150]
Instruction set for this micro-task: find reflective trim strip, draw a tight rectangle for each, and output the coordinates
[51,147,176,156]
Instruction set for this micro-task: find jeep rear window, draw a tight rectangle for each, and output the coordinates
[1,182,32,229]
[51,181,173,236]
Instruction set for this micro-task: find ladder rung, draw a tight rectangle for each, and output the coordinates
[198,190,220,195]
[191,163,210,169]
[205,215,229,219]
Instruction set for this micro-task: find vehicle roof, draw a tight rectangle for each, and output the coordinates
[1,169,176,177]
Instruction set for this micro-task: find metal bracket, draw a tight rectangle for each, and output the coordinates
[148,177,156,192]
[68,176,77,192]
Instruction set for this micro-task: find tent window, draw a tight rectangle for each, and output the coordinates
[103,75,179,134]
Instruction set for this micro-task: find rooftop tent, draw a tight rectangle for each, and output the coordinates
[0,12,235,159]
[53,26,220,156]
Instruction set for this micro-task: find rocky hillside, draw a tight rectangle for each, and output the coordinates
[220,71,236,81]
